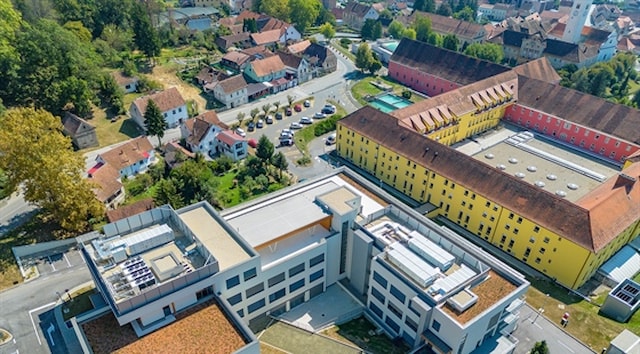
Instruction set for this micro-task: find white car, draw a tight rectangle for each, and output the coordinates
[326,133,336,145]
[281,128,294,136]
[313,112,327,119]
[235,128,246,137]
[300,116,313,124]
[290,122,303,129]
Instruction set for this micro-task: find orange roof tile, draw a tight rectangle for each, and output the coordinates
[99,137,154,171]
[132,88,186,114]
[89,164,122,202]
[249,55,286,77]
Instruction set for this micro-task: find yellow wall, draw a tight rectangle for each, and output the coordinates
[336,122,639,289]
[424,104,510,146]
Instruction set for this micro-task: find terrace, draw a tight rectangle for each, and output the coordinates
[82,299,248,354]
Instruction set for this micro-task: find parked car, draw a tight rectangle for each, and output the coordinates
[247,122,255,131]
[303,100,311,107]
[294,104,302,112]
[248,139,258,148]
[285,107,293,116]
[326,133,336,145]
[280,138,294,146]
[257,119,264,128]
[321,106,336,114]
[266,115,274,124]
[300,116,312,124]
[275,112,283,120]
[280,132,293,140]
[282,128,294,136]
[290,122,303,129]
[313,112,327,119]
[236,128,246,137]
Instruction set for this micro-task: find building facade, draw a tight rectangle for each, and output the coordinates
[130,88,188,129]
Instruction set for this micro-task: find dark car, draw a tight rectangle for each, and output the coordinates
[285,107,293,116]
[247,122,255,131]
[280,138,294,146]
[275,112,283,120]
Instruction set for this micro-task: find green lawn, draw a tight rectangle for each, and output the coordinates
[322,317,408,354]
[294,99,347,157]
[261,321,360,354]
[525,277,640,351]
[351,76,424,106]
[331,42,356,62]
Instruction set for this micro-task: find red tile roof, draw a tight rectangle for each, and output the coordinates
[250,55,286,77]
[106,198,155,222]
[132,88,186,114]
[218,75,248,94]
[88,164,122,203]
[99,137,154,171]
[217,130,244,145]
[287,40,311,54]
[251,29,283,45]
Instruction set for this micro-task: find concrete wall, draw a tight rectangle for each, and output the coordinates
[349,229,374,296]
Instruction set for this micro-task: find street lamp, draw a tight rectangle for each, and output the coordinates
[531,307,545,323]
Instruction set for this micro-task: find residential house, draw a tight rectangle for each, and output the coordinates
[61,111,98,150]
[478,3,516,21]
[216,130,248,161]
[259,17,302,41]
[401,12,486,46]
[547,23,618,62]
[343,2,379,30]
[130,88,188,129]
[287,40,311,55]
[88,164,125,210]
[215,32,252,51]
[244,55,286,83]
[111,71,139,93]
[278,51,312,84]
[76,169,528,353]
[221,51,252,72]
[180,111,229,155]
[303,43,338,76]
[218,16,244,34]
[323,0,336,10]
[331,8,344,25]
[195,67,227,88]
[106,198,155,223]
[250,29,284,49]
[213,75,249,109]
[163,141,195,170]
[95,136,156,178]
[615,16,635,37]
[241,45,275,60]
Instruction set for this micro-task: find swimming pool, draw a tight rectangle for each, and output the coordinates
[369,93,413,113]
[382,42,399,52]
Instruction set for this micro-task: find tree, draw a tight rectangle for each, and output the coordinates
[262,103,271,116]
[100,24,134,52]
[442,34,459,51]
[464,42,503,63]
[243,18,258,33]
[379,9,393,20]
[259,0,289,21]
[99,72,125,115]
[256,135,275,167]
[427,32,442,46]
[530,340,549,354]
[315,6,336,26]
[436,2,453,16]
[355,43,374,72]
[289,0,320,33]
[361,19,382,40]
[131,2,160,61]
[144,100,167,147]
[250,108,260,121]
[587,63,614,97]
[236,112,246,127]
[63,21,92,42]
[388,20,405,39]
[402,28,416,40]
[154,178,184,209]
[413,15,432,42]
[369,58,382,74]
[454,6,475,22]
[273,100,281,112]
[372,21,383,40]
[319,22,336,40]
[271,151,288,180]
[0,108,104,232]
[169,159,217,205]
[287,95,295,106]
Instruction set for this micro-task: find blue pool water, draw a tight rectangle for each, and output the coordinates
[382,42,399,52]
[369,93,413,113]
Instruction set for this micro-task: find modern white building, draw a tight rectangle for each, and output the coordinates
[77,168,529,353]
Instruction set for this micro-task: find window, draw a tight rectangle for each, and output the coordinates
[268,273,285,287]
[534,226,540,233]
[524,247,531,257]
[508,213,514,219]
[246,282,264,298]
[371,287,385,303]
[500,235,507,244]
[244,268,257,281]
[405,317,418,332]
[227,293,242,306]
[309,254,324,267]
[432,320,441,332]
[388,302,402,319]
[247,298,266,314]
[535,257,541,264]
[529,237,536,243]
[508,239,515,248]
[373,271,388,289]
[269,288,286,302]
[290,278,305,292]
[385,317,400,333]
[237,309,244,318]
[539,247,546,254]
[226,275,240,289]
[289,263,305,277]
[369,302,383,318]
[517,217,522,224]
[310,269,324,282]
[390,285,406,304]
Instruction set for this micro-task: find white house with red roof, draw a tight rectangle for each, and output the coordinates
[216,130,248,161]
[180,111,230,155]
[129,88,188,129]
[93,137,156,178]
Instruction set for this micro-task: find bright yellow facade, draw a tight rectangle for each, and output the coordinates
[337,123,640,289]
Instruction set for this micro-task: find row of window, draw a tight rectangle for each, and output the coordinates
[226,254,325,291]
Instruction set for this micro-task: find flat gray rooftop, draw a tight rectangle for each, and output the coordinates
[225,182,339,248]
[463,127,618,202]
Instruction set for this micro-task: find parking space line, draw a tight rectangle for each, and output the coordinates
[28,302,56,345]
[63,253,71,267]
[48,256,56,271]
[557,340,575,353]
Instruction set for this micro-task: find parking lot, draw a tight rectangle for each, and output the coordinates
[33,249,85,278]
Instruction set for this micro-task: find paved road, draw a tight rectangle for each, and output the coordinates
[0,193,37,237]
[0,256,92,354]
[512,304,595,354]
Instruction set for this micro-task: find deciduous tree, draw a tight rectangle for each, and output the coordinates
[388,20,404,39]
[0,108,104,232]
[530,340,549,354]
[154,178,184,209]
[442,34,459,51]
[464,42,503,63]
[259,0,289,21]
[319,22,335,39]
[289,0,320,33]
[144,100,167,147]
[271,151,288,180]
[413,15,432,42]
[256,134,275,167]
[355,42,373,72]
[132,1,160,61]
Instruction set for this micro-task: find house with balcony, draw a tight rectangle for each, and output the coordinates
[180,111,229,155]
[278,51,311,84]
[95,137,156,178]
[129,88,188,129]
[215,130,248,161]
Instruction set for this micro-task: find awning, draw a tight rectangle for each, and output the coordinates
[88,162,104,176]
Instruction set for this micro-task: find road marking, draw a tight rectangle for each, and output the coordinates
[47,256,55,271]
[28,302,56,345]
[63,253,71,267]
[557,340,575,353]
[533,322,542,330]
[47,323,56,347]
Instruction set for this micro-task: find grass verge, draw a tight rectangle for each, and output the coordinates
[351,76,424,106]
[321,316,409,354]
[62,287,97,321]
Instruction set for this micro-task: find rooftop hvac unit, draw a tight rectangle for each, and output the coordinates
[124,224,174,256]
[387,247,439,288]
[408,232,454,271]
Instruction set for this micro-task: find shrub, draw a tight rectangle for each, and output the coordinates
[297,156,311,166]
[340,38,352,48]
[402,89,412,99]
[313,114,344,136]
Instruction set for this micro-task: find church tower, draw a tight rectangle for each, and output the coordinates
[562,0,593,43]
